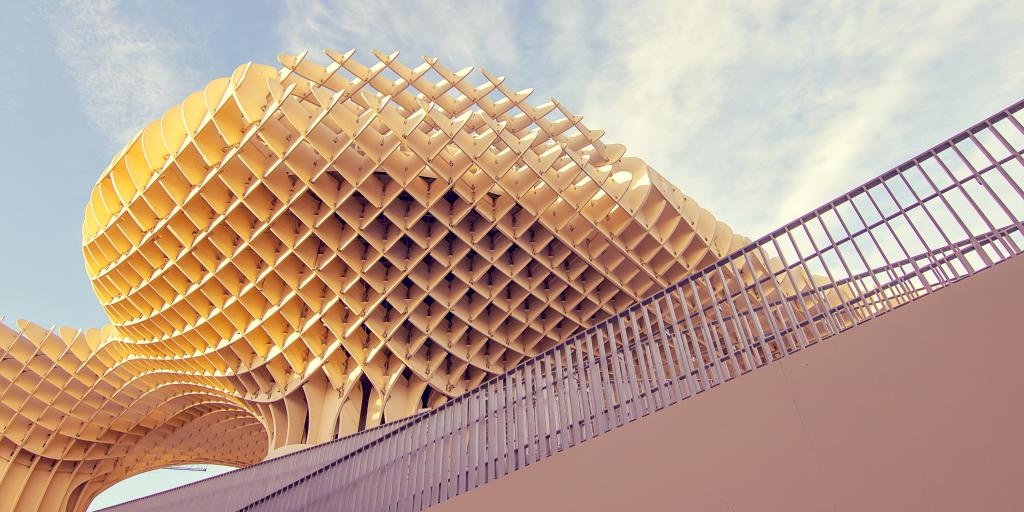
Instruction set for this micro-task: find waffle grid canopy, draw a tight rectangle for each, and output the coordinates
[1,49,751,511]
[83,49,745,420]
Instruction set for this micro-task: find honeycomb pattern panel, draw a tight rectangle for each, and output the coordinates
[0,48,812,512]
[0,318,266,512]
[81,50,748,428]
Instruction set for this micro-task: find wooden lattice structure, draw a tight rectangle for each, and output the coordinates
[1,49,753,511]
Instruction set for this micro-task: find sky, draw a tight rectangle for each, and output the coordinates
[0,0,1022,508]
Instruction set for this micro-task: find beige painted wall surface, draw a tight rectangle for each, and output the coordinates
[433,256,1024,512]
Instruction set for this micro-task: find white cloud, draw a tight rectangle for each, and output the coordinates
[275,0,1024,238]
[277,0,521,71]
[49,0,202,148]
[773,1,982,221]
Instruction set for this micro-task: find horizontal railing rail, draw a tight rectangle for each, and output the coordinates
[102,97,1024,512]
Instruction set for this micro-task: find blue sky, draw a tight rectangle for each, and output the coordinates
[1,0,1022,508]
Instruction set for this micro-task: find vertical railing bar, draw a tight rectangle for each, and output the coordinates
[360,434,376,509]
[637,302,684,403]
[413,410,429,511]
[952,134,1024,253]
[479,381,493,487]
[559,344,581,446]
[374,423,389,512]
[615,314,645,419]
[375,432,389,512]
[465,389,478,493]
[413,413,427,509]
[708,266,757,366]
[455,392,469,496]
[514,367,529,470]
[797,219,861,328]
[341,436,357,510]
[381,418,398,511]
[468,385,482,495]
[875,177,938,295]
[551,347,573,450]
[843,190,901,313]
[438,393,453,504]
[533,353,553,459]
[931,150,1014,259]
[860,188,917,305]
[378,428,389,512]
[416,414,429,510]
[581,328,610,435]
[614,352,634,417]
[627,308,663,411]
[1004,107,1024,134]
[700,272,744,376]
[481,382,494,485]
[509,368,522,473]
[598,323,626,423]
[599,324,630,424]
[544,352,565,452]
[425,407,441,509]
[914,162,994,269]
[768,234,821,347]
[356,426,377,510]
[477,381,488,486]
[479,380,491,487]
[409,414,427,511]
[476,382,488,488]
[287,458,305,511]
[345,446,361,512]
[976,123,1024,202]
[459,389,472,495]
[522,359,539,464]
[377,429,390,512]
[820,204,879,321]
[570,336,594,442]
[433,401,448,507]
[364,424,382,512]
[366,442,378,509]
[782,226,842,336]
[592,326,621,430]
[685,279,729,381]
[380,422,396,511]
[894,171,971,279]
[1002,109,1024,139]
[740,249,788,361]
[345,440,361,511]
[494,372,508,479]
[752,243,803,354]
[657,291,704,394]
[726,255,771,366]
[354,440,370,511]
[396,421,413,511]
[397,419,413,507]
[712,265,756,372]
[394,417,412,512]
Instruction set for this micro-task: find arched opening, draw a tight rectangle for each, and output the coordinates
[86,465,236,511]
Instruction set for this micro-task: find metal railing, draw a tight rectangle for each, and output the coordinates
[103,98,1024,512]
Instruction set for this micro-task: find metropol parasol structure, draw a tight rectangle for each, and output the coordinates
[0,50,842,511]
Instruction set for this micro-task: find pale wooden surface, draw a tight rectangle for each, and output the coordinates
[2,49,753,511]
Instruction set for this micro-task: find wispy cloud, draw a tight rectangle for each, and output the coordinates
[275,0,1024,238]
[773,1,983,221]
[277,0,521,71]
[49,0,202,149]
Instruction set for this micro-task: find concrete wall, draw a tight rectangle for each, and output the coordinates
[434,256,1024,512]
